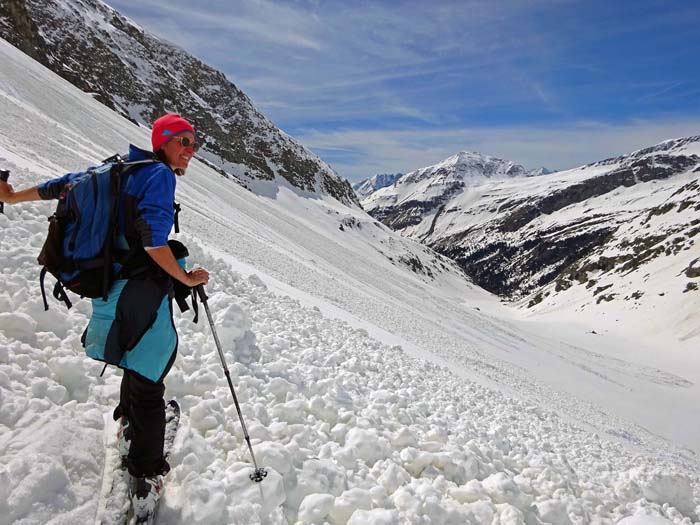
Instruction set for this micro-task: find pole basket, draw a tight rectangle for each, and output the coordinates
[250,467,268,483]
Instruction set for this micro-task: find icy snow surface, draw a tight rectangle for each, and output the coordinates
[0,38,699,524]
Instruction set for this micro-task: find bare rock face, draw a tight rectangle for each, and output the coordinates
[0,0,358,206]
[363,138,700,302]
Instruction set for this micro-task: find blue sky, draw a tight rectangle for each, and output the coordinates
[108,0,700,181]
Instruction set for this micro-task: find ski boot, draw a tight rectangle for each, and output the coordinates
[130,474,163,524]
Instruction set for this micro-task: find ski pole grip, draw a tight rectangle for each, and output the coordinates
[0,170,8,214]
[196,284,208,302]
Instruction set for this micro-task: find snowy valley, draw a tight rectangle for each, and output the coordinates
[0,11,699,525]
[361,144,700,352]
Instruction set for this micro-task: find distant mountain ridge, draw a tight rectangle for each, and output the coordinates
[0,0,358,206]
[361,151,533,231]
[403,150,530,183]
[355,155,553,204]
[527,166,555,177]
[352,173,403,199]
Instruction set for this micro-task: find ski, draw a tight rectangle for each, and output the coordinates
[95,400,180,525]
[95,412,131,525]
[132,399,181,524]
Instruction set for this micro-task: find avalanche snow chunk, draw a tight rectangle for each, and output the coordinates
[449,479,490,504]
[535,499,573,525]
[189,398,224,432]
[226,463,286,516]
[0,312,37,345]
[374,460,412,496]
[618,514,675,525]
[297,493,335,524]
[213,302,260,365]
[2,453,73,523]
[637,470,697,518]
[482,471,534,508]
[287,458,348,512]
[268,377,297,400]
[348,507,401,525]
[344,427,391,466]
[254,441,294,475]
[328,487,373,524]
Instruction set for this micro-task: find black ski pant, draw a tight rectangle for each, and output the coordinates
[114,370,170,478]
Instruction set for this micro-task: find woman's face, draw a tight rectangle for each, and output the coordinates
[161,132,196,173]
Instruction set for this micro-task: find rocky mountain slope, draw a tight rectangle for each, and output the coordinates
[362,140,700,343]
[0,0,358,206]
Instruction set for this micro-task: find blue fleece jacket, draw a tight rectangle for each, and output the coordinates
[38,145,176,248]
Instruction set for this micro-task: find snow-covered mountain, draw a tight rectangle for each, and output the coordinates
[0,0,358,205]
[521,140,700,345]
[352,173,404,199]
[527,166,555,177]
[1,34,700,525]
[363,151,530,228]
[355,163,552,203]
[363,143,700,347]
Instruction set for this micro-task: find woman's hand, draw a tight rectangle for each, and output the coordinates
[185,267,209,288]
[145,246,209,289]
[0,181,15,203]
[0,184,40,204]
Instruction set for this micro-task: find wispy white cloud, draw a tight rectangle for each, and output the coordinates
[111,0,561,120]
[296,118,700,181]
[113,0,325,50]
[635,81,685,103]
[107,0,700,181]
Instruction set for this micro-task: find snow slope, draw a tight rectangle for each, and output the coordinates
[0,38,699,524]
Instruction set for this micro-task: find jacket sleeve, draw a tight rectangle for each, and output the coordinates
[37,172,79,200]
[134,165,176,249]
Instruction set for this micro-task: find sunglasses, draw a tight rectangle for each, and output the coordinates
[169,135,200,152]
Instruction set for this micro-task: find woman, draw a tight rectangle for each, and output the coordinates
[0,113,209,520]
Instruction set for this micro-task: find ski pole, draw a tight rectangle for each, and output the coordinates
[0,170,9,214]
[196,284,268,483]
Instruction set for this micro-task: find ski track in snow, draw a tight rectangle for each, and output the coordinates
[0,200,699,524]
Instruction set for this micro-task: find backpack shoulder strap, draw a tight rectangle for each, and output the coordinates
[39,267,72,311]
[174,201,181,234]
